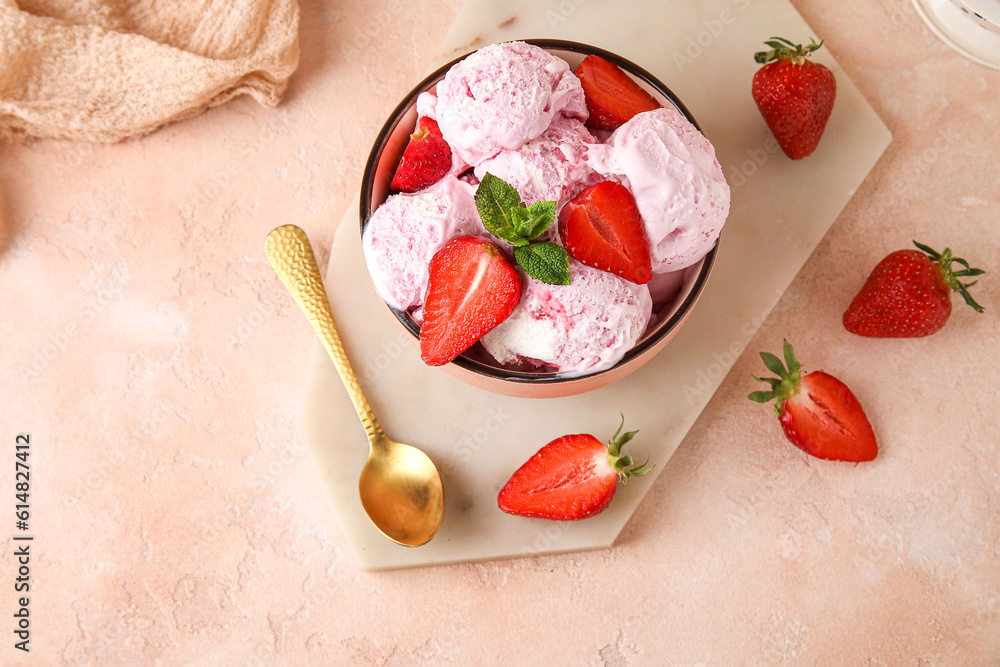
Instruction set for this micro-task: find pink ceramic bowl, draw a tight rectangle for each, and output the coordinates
[360,39,719,399]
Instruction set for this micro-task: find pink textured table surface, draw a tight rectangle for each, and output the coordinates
[2,0,998,663]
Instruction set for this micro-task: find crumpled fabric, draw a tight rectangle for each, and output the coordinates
[0,0,300,142]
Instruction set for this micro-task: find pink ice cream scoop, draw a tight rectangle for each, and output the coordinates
[480,261,652,377]
[435,41,588,167]
[591,107,730,273]
[362,176,486,312]
[474,115,605,209]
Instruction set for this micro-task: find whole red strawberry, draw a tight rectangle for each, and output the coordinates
[844,241,985,338]
[575,55,661,132]
[498,415,652,521]
[751,37,836,160]
[420,235,521,366]
[390,116,452,193]
[558,181,652,284]
[749,340,877,463]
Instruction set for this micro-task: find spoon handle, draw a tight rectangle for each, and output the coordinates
[265,224,385,444]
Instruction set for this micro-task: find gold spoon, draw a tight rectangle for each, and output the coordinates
[265,224,444,547]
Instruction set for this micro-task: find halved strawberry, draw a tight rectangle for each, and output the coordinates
[420,235,522,366]
[558,181,652,284]
[498,416,652,521]
[749,340,877,463]
[390,116,452,193]
[574,54,661,131]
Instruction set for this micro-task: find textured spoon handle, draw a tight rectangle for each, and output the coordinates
[265,224,384,443]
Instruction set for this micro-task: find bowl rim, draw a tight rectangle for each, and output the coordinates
[359,38,720,386]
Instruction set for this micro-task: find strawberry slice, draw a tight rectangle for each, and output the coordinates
[749,340,877,463]
[498,416,652,521]
[420,235,522,366]
[390,116,452,193]
[558,181,652,284]
[574,54,661,131]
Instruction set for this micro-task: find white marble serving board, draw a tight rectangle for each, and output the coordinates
[301,0,891,570]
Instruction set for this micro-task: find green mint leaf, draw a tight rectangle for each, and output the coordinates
[511,202,556,241]
[475,173,522,243]
[514,242,570,285]
[499,204,531,246]
[523,201,557,240]
[510,205,532,237]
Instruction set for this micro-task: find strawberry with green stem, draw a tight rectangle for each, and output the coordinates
[752,37,836,160]
[498,415,652,521]
[749,340,877,463]
[844,241,985,338]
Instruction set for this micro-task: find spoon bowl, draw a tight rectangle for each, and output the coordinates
[265,224,444,547]
[359,436,445,545]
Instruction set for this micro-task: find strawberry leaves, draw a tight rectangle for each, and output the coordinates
[475,173,570,285]
[606,413,653,481]
[912,241,986,313]
[748,339,801,415]
[754,36,824,65]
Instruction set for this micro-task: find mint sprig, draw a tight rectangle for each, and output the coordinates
[514,242,571,286]
[475,173,525,245]
[512,201,558,241]
[474,173,569,284]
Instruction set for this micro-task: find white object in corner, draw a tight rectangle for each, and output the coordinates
[913,0,1000,68]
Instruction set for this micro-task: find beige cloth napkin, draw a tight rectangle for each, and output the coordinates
[0,0,299,142]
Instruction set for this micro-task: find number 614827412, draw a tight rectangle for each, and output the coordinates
[15,435,30,526]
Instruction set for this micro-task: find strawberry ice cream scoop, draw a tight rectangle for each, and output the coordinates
[435,41,588,167]
[480,261,652,377]
[363,176,486,312]
[592,108,730,272]
[474,116,604,209]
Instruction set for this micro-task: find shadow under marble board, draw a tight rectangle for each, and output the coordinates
[301,0,891,571]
